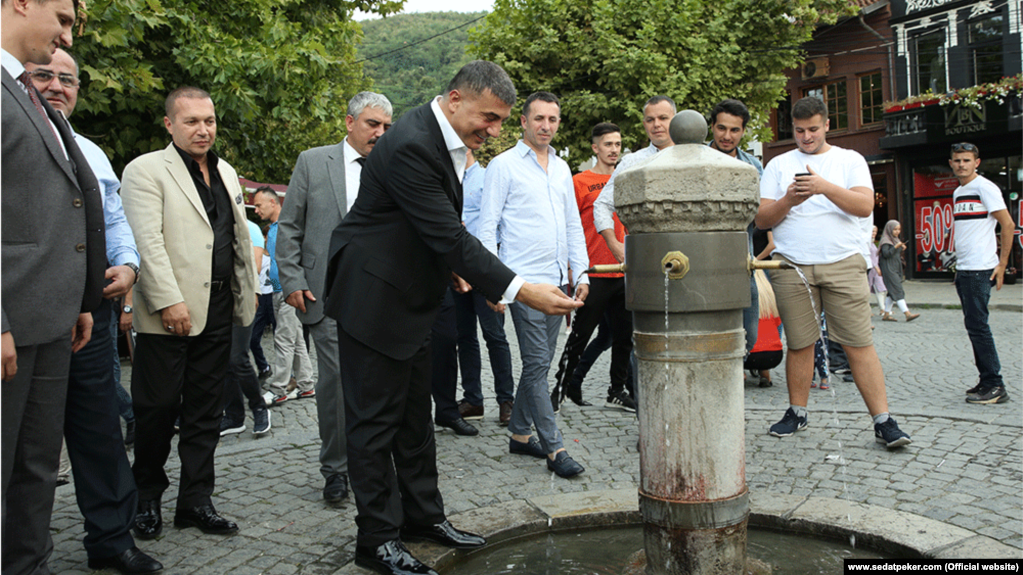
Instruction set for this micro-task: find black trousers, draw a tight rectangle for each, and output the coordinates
[338,325,445,548]
[430,289,459,423]
[66,300,137,559]
[222,320,265,423]
[553,277,633,397]
[131,286,233,508]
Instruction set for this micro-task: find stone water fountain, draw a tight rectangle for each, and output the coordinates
[592,110,773,574]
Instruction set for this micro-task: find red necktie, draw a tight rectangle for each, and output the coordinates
[18,71,61,144]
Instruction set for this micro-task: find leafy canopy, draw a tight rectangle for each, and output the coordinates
[71,0,404,182]
[469,0,855,168]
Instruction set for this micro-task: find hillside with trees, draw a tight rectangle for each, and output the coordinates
[358,11,486,118]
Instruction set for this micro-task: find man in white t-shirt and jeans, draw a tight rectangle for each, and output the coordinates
[756,96,911,448]
[950,142,1013,405]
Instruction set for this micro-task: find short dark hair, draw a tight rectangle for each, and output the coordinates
[791,96,827,121]
[950,142,980,159]
[522,91,559,117]
[254,186,279,204]
[591,122,620,142]
[645,95,676,114]
[710,99,751,128]
[446,60,516,106]
[165,86,212,119]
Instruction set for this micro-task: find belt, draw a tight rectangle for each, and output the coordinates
[209,279,230,292]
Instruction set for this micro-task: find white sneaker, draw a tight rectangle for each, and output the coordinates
[263,390,297,406]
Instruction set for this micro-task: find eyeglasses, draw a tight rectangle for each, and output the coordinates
[28,69,79,89]
[951,143,977,152]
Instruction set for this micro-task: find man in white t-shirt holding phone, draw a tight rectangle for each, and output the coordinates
[950,142,1013,405]
[756,96,911,448]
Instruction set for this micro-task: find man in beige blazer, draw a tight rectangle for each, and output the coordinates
[121,86,256,540]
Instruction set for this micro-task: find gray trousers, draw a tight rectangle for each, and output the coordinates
[308,317,347,479]
[2,338,73,575]
[267,292,314,395]
[508,302,564,455]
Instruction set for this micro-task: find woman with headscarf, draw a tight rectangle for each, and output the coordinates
[878,220,920,322]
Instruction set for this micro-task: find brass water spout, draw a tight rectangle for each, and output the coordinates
[584,263,627,275]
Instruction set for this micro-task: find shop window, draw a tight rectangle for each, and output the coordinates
[775,92,792,141]
[859,72,883,126]
[969,14,1004,85]
[913,30,946,94]
[803,81,847,130]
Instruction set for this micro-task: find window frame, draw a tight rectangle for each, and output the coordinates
[858,71,884,127]
[802,80,848,131]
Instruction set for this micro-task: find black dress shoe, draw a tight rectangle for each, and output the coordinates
[133,499,162,540]
[547,451,585,478]
[509,436,546,459]
[173,503,238,535]
[88,546,163,574]
[400,519,486,549]
[435,417,478,436]
[355,539,438,575]
[323,473,348,503]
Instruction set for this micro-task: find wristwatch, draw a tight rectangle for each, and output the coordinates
[125,262,140,283]
[123,305,133,314]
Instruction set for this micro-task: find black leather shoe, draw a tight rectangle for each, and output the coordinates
[564,386,592,407]
[547,451,585,478]
[400,519,486,549]
[509,436,546,459]
[173,503,238,535]
[88,546,163,574]
[356,539,438,575]
[323,473,348,504]
[435,417,478,436]
[133,499,162,540]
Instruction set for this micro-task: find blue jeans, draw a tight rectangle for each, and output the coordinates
[454,291,515,406]
[110,305,134,422]
[742,274,759,357]
[955,270,1003,388]
[249,292,275,372]
[508,300,564,455]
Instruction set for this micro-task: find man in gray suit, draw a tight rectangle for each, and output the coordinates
[1,0,108,572]
[276,91,392,504]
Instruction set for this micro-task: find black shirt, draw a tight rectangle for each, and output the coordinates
[173,144,235,281]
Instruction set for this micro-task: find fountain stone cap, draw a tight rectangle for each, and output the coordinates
[614,111,760,234]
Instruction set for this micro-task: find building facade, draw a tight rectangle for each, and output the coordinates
[880,0,1021,280]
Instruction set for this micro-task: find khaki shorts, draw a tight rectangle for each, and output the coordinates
[769,254,873,350]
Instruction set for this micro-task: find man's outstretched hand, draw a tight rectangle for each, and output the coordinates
[515,283,583,316]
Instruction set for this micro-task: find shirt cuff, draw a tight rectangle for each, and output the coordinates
[501,275,525,304]
[109,250,141,268]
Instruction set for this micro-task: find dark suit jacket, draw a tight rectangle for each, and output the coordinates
[1,69,106,345]
[324,103,515,361]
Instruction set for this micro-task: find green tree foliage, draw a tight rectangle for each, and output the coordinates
[358,11,486,118]
[469,0,855,167]
[71,0,404,182]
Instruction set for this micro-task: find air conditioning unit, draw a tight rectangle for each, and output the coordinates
[801,57,830,80]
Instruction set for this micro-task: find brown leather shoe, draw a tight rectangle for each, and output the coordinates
[457,401,484,420]
[499,401,513,426]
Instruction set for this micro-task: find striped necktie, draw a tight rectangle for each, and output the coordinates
[18,71,61,144]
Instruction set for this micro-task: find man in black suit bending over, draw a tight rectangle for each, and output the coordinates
[325,60,583,575]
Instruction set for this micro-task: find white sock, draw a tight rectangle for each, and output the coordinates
[873,412,890,425]
[791,405,807,418]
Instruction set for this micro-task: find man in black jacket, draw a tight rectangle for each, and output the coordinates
[325,60,581,575]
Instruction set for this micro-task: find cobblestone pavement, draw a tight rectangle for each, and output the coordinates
[49,307,1022,573]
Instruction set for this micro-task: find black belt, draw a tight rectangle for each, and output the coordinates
[210,279,230,292]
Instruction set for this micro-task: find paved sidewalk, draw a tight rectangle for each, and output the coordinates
[48,307,1022,574]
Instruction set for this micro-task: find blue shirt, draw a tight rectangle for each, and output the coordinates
[461,162,485,238]
[266,221,281,292]
[74,132,139,268]
[478,140,589,287]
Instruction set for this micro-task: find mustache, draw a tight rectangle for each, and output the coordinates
[367,137,379,145]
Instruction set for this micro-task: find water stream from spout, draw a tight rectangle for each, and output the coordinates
[792,265,854,546]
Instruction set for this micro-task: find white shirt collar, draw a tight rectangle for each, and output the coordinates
[342,137,362,165]
[1,49,27,83]
[430,96,468,182]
